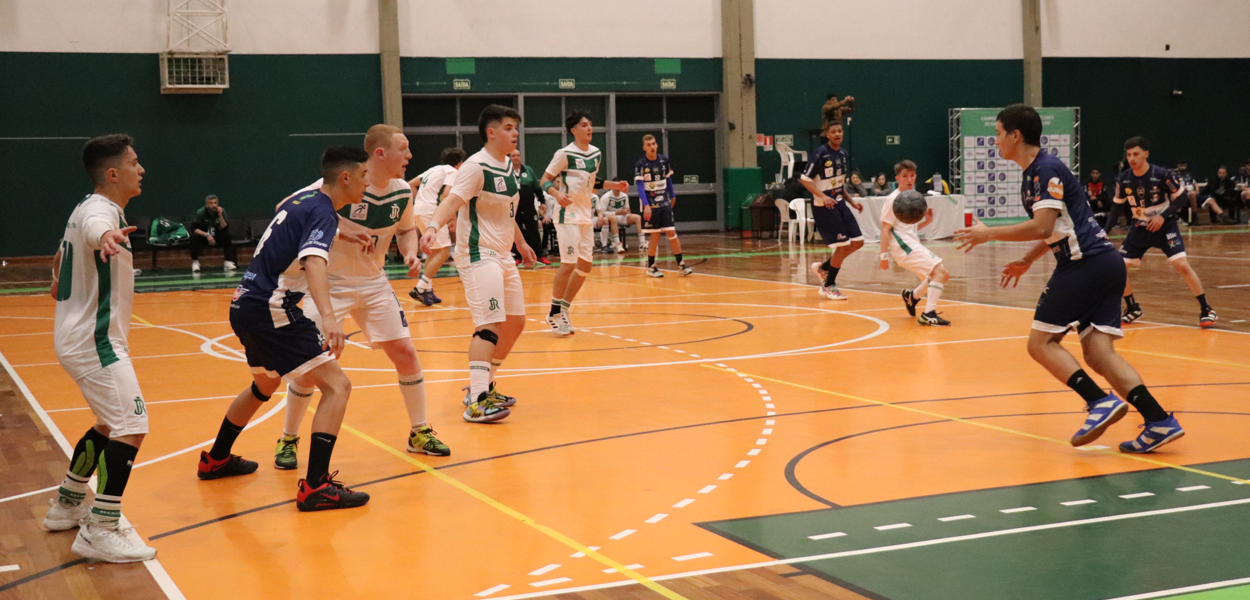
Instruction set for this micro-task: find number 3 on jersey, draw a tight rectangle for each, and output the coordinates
[253,210,289,256]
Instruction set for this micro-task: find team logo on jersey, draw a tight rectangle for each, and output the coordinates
[575,158,586,169]
[309,229,325,242]
[494,177,507,193]
[489,297,499,311]
[1047,177,1064,199]
[133,397,146,416]
[390,204,401,219]
[231,286,248,301]
[350,203,368,220]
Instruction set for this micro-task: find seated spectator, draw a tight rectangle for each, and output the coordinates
[1085,168,1115,229]
[1237,159,1250,211]
[1200,166,1238,225]
[870,173,893,195]
[1169,160,1200,225]
[847,172,868,198]
[190,194,237,273]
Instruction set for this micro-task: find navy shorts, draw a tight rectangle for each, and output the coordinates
[1120,219,1186,261]
[230,305,332,380]
[642,204,675,232]
[813,201,864,248]
[1033,250,1126,339]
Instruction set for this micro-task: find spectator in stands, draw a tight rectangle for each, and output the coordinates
[870,173,892,195]
[189,194,237,273]
[1200,166,1238,224]
[847,172,868,198]
[1236,159,1250,211]
[1169,160,1199,225]
[1085,168,1115,229]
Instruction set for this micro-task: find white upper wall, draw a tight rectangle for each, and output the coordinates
[1041,0,1250,58]
[754,0,1024,60]
[397,0,721,58]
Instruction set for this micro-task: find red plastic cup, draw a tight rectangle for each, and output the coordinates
[964,209,974,227]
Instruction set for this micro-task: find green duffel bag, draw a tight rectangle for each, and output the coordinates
[149,217,190,246]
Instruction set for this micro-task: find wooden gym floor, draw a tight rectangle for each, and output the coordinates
[3,227,1250,600]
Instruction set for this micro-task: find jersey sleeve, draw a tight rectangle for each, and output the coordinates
[298,205,339,261]
[1162,170,1180,195]
[397,192,417,231]
[880,196,898,227]
[81,202,120,250]
[1031,163,1070,213]
[800,154,819,182]
[544,150,568,179]
[448,161,485,202]
[1112,176,1128,204]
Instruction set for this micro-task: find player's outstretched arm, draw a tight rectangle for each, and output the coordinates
[98,226,137,263]
[955,208,1058,251]
[420,192,465,255]
[302,255,343,358]
[877,223,892,271]
[335,216,375,253]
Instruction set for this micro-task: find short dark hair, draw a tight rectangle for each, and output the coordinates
[1176,160,1187,165]
[440,147,468,166]
[205,194,218,202]
[82,134,134,185]
[1090,167,1101,173]
[478,104,522,140]
[824,120,843,132]
[996,104,1041,146]
[1124,136,1150,152]
[564,110,592,134]
[320,145,369,182]
[894,160,917,175]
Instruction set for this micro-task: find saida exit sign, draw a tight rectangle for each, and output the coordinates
[886,135,901,145]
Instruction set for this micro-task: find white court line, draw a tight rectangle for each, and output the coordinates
[530,577,572,587]
[569,546,600,558]
[528,564,561,576]
[938,514,976,522]
[672,552,713,562]
[602,564,644,573]
[0,564,19,573]
[475,584,511,597]
[12,351,205,368]
[609,529,636,540]
[645,513,668,523]
[1216,284,1250,289]
[874,523,911,531]
[673,499,695,508]
[1120,492,1156,499]
[1103,576,1250,600]
[718,473,733,480]
[748,448,761,455]
[485,496,1250,600]
[808,532,846,540]
[698,485,717,494]
[1061,499,1097,506]
[735,461,750,468]
[1177,485,1211,492]
[1000,506,1037,513]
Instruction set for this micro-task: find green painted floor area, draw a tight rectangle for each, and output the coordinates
[700,459,1250,600]
[1171,584,1250,599]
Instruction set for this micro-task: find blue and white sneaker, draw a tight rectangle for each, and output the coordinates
[1071,394,1128,446]
[1120,414,1185,453]
[409,287,438,307]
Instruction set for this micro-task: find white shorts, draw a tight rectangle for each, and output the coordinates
[306,276,410,347]
[74,360,149,437]
[555,223,595,263]
[456,254,526,326]
[891,245,943,280]
[415,205,452,249]
[616,214,634,227]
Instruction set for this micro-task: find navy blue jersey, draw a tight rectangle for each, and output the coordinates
[801,144,850,204]
[634,154,674,207]
[1115,164,1179,226]
[1022,152,1115,265]
[231,190,339,327]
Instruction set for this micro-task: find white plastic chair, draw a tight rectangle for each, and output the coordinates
[775,198,793,240]
[788,198,809,244]
[776,142,807,181]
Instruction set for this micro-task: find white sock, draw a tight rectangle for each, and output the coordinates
[399,373,426,428]
[283,382,316,436]
[469,361,491,401]
[57,472,90,505]
[489,360,502,384]
[416,275,432,292]
[925,283,945,314]
[913,278,930,300]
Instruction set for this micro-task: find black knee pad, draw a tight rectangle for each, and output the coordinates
[251,381,272,402]
[473,329,500,345]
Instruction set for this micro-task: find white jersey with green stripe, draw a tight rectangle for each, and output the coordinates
[54,194,134,380]
[880,189,923,254]
[291,178,415,282]
[599,190,629,214]
[544,142,602,225]
[451,149,519,262]
[414,164,457,214]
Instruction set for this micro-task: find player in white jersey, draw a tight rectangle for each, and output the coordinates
[421,105,537,422]
[597,188,640,253]
[44,134,157,563]
[408,147,467,306]
[540,111,630,335]
[878,160,952,326]
[270,125,450,462]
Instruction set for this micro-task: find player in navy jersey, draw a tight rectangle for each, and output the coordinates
[955,104,1184,454]
[1110,137,1217,328]
[197,146,373,511]
[636,134,692,277]
[800,120,864,300]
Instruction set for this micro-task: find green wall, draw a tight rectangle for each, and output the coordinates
[754,59,1024,187]
[400,57,722,93]
[1043,57,1250,178]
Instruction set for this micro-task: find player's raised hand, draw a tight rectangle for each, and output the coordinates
[1000,259,1031,288]
[322,319,346,359]
[98,227,137,262]
[1146,215,1164,232]
[518,242,537,268]
[404,253,423,278]
[953,222,990,252]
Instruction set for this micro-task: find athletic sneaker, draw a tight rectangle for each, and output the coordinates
[1070,394,1128,447]
[274,434,299,470]
[296,472,370,512]
[901,289,919,317]
[44,498,89,531]
[614,242,626,254]
[1122,304,1143,324]
[463,392,511,423]
[408,425,450,456]
[1200,307,1218,328]
[197,451,259,480]
[1119,414,1185,453]
[680,262,694,276]
[918,311,951,326]
[647,265,664,278]
[461,383,517,408]
[223,260,237,272]
[819,286,847,300]
[545,312,561,333]
[191,260,201,273]
[72,523,156,563]
[552,311,573,335]
[810,261,827,282]
[431,291,442,304]
[409,287,438,307]
[538,257,551,265]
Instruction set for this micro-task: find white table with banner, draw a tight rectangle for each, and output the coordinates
[846,194,967,243]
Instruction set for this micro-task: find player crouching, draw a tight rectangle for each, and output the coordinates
[879,162,951,326]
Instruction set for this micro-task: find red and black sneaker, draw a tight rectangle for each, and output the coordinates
[197,451,259,480]
[296,472,370,512]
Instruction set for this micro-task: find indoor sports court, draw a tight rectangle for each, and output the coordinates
[4,1,1250,600]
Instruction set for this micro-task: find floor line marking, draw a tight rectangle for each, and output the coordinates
[735,461,750,468]
[646,514,668,524]
[718,473,734,480]
[1000,506,1037,513]
[698,485,717,494]
[1177,485,1211,492]
[609,529,636,540]
[874,523,912,531]
[1061,499,1097,506]
[673,499,695,508]
[528,564,561,576]
[938,514,976,522]
[0,565,19,573]
[475,584,511,597]
[672,553,713,562]
[808,532,846,540]
[333,423,688,600]
[530,577,573,587]
[1102,576,1250,600]
[602,564,644,573]
[748,448,761,455]
[569,547,600,558]
[1120,492,1156,499]
[703,366,1250,485]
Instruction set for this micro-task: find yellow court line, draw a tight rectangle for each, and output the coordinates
[703,365,1250,485]
[1059,340,1250,370]
[334,421,691,600]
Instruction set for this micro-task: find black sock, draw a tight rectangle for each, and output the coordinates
[209,416,245,461]
[306,432,337,485]
[824,267,840,288]
[1125,385,1169,422]
[1124,293,1138,308]
[820,259,832,271]
[648,255,656,267]
[91,440,139,527]
[1066,369,1107,407]
[549,300,561,317]
[68,427,111,479]
[1197,294,1211,311]
[675,253,684,265]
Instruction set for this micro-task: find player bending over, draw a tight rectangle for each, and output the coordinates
[879,161,951,326]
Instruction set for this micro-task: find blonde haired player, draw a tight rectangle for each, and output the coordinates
[276,124,452,463]
[421,104,537,422]
[879,160,952,326]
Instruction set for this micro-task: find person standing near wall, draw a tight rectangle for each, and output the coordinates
[190,194,237,273]
[510,149,548,265]
[636,134,692,276]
